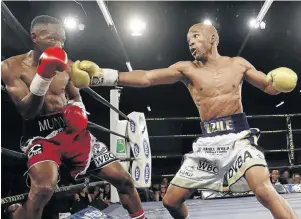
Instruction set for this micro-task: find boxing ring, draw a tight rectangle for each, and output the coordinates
[1,1,301,219]
[2,85,301,218]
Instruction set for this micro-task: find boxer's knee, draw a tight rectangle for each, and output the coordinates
[115,172,135,194]
[27,161,58,210]
[162,195,180,210]
[29,183,55,204]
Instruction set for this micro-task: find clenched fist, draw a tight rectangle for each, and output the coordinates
[71,60,119,88]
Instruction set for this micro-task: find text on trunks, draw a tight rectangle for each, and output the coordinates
[228,151,253,179]
[93,152,116,167]
[204,119,233,134]
[38,116,65,132]
[197,159,218,174]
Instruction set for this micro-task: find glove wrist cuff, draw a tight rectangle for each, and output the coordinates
[29,74,52,96]
[90,69,119,86]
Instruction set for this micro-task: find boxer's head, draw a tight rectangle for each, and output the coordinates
[30,15,66,52]
[187,23,219,61]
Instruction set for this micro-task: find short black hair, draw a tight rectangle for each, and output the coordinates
[30,15,62,33]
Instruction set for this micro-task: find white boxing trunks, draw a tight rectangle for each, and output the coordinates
[171,113,268,193]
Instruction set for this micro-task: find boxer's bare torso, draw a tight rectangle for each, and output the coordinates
[120,55,275,121]
[2,50,74,117]
[179,56,244,121]
[119,23,277,119]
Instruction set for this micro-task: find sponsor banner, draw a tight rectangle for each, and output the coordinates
[116,139,126,156]
[133,143,140,157]
[202,190,254,200]
[143,139,150,159]
[68,206,112,219]
[144,163,150,184]
[129,120,136,133]
[134,166,140,181]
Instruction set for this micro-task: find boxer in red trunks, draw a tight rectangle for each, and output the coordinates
[1,15,145,219]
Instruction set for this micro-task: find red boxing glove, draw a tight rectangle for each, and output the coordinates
[37,47,68,78]
[30,47,68,96]
[62,104,88,132]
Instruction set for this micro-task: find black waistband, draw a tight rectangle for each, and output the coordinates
[22,113,66,141]
[200,113,250,137]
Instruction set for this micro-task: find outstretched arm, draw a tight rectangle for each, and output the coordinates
[70,61,189,88]
[236,57,280,95]
[118,62,188,87]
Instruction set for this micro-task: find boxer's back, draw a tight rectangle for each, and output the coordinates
[183,57,245,121]
[1,51,70,116]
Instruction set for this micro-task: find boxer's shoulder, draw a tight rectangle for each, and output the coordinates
[2,53,29,76]
[171,61,200,74]
[170,61,192,69]
[232,56,252,68]
[1,56,23,83]
[2,52,29,65]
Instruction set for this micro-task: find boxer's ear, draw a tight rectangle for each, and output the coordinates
[31,32,37,44]
[211,33,219,46]
[210,34,216,44]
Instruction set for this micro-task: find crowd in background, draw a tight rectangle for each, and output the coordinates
[67,177,186,214]
[69,184,112,214]
[270,169,301,185]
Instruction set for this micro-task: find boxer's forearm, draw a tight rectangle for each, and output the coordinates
[245,69,280,95]
[264,84,280,95]
[19,93,45,119]
[119,70,151,87]
[119,68,182,87]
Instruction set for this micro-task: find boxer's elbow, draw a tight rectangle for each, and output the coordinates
[20,112,34,120]
[18,101,42,120]
[144,71,154,87]
[20,109,37,120]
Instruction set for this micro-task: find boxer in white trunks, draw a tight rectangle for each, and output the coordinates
[71,23,298,219]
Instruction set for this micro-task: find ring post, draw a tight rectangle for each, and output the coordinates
[286,116,295,166]
[110,88,130,203]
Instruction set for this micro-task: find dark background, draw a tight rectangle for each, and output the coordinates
[1,1,301,194]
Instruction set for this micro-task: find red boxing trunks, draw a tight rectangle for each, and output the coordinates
[21,113,118,179]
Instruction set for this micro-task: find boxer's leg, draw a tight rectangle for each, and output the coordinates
[162,185,195,219]
[245,166,298,219]
[70,132,145,218]
[12,139,60,219]
[71,132,145,218]
[12,161,58,219]
[97,161,145,219]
